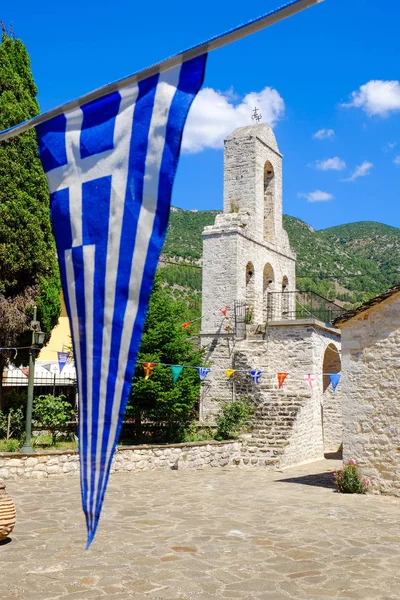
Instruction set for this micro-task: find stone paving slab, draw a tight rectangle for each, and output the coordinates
[2,459,400,599]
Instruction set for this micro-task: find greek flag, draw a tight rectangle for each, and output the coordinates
[35,55,206,546]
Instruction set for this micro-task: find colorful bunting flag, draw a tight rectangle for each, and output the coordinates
[42,364,53,373]
[277,372,288,389]
[220,305,229,317]
[225,369,236,379]
[251,369,262,384]
[143,362,156,380]
[182,321,192,329]
[329,374,341,391]
[20,368,29,378]
[171,365,184,383]
[304,373,314,389]
[58,351,69,373]
[198,367,210,381]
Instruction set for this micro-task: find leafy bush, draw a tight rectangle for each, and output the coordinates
[215,398,254,441]
[0,407,25,440]
[33,394,75,445]
[334,459,371,494]
[0,438,20,452]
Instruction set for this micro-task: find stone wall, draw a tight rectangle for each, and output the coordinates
[0,440,240,480]
[341,294,400,496]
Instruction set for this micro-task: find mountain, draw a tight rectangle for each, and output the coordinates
[159,209,400,315]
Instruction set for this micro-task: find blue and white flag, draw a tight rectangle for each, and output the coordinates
[57,351,69,373]
[251,369,262,384]
[35,55,206,546]
[198,367,210,381]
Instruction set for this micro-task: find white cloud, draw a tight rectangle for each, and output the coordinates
[343,80,400,116]
[313,128,335,140]
[298,190,334,203]
[314,157,346,171]
[182,86,285,153]
[383,141,397,152]
[342,161,373,182]
[394,156,400,167]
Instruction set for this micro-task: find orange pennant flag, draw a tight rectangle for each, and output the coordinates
[226,369,237,379]
[143,362,156,380]
[277,372,288,388]
[182,321,192,329]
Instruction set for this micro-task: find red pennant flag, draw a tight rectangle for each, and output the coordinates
[20,367,29,378]
[277,372,288,388]
[182,321,192,329]
[304,373,315,389]
[220,305,230,316]
[143,362,156,380]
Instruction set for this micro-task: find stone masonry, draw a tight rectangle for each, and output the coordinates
[199,123,342,468]
[339,290,400,496]
[0,440,240,480]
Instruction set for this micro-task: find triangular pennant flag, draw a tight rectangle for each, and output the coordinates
[171,365,184,383]
[20,368,29,378]
[220,305,229,317]
[143,362,156,380]
[304,373,315,389]
[329,374,341,391]
[277,372,288,389]
[226,369,237,379]
[42,364,53,373]
[198,367,210,381]
[251,369,262,384]
[58,351,69,373]
[182,321,192,329]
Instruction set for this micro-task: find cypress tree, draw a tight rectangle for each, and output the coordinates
[0,26,61,407]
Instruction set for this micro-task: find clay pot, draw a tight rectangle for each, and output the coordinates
[0,480,16,541]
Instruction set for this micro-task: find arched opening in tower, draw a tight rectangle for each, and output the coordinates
[264,161,275,242]
[281,275,289,319]
[245,261,255,324]
[322,343,342,454]
[263,263,275,321]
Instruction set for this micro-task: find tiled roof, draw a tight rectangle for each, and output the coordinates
[333,282,400,326]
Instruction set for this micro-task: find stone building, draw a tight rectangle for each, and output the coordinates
[200,123,343,468]
[334,284,400,496]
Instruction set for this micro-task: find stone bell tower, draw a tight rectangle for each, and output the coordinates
[201,123,296,332]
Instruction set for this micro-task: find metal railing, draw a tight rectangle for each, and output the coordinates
[265,290,345,325]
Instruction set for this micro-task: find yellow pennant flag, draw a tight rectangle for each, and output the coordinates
[226,369,237,379]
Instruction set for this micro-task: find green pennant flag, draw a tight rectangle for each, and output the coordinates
[171,365,184,383]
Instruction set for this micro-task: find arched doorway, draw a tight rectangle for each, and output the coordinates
[263,263,274,321]
[322,343,342,454]
[264,161,275,242]
[245,262,255,324]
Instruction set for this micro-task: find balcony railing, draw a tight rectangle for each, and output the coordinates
[265,290,345,325]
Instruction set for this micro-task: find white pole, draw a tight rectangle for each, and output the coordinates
[0,0,323,142]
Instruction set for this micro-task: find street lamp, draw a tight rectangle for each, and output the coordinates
[20,306,45,454]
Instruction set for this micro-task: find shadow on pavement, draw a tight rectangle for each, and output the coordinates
[0,537,12,546]
[276,471,336,489]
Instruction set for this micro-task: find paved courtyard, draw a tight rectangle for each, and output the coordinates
[2,459,400,599]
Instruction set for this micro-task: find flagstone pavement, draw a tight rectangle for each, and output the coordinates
[2,459,400,600]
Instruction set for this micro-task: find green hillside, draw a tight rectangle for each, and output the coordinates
[159,209,400,317]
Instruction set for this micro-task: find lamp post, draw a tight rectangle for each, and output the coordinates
[20,306,45,454]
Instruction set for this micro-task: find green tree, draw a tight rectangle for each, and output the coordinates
[127,276,204,441]
[0,27,61,407]
[33,394,75,446]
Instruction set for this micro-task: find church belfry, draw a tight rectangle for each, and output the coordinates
[201,123,296,331]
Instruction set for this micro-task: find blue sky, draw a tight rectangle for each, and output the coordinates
[2,0,400,230]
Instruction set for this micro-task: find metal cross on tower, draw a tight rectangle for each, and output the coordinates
[251,106,262,123]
